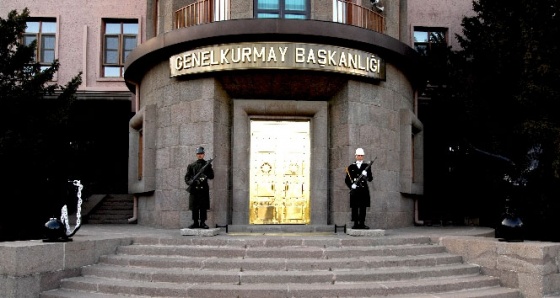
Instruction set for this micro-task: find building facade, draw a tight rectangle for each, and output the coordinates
[408,0,474,51]
[125,0,424,230]
[1,0,476,230]
[407,0,477,225]
[1,0,147,194]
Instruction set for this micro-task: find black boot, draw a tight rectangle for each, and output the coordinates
[199,221,209,229]
[188,221,199,229]
[352,222,360,229]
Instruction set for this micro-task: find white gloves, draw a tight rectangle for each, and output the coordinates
[351,184,357,189]
[362,170,367,176]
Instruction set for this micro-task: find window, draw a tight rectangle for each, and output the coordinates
[129,105,156,193]
[23,19,56,70]
[137,129,143,180]
[153,0,160,36]
[413,28,447,56]
[103,20,138,78]
[255,0,309,19]
[399,109,423,195]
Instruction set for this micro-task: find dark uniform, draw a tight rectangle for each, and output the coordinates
[345,154,373,229]
[184,147,214,229]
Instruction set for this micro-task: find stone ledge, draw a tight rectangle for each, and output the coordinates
[180,228,220,236]
[228,225,334,233]
[439,236,560,298]
[0,236,132,298]
[347,229,385,237]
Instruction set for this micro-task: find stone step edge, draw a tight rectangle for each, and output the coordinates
[80,263,482,284]
[88,214,132,218]
[130,235,434,247]
[181,228,220,236]
[178,228,386,237]
[87,220,132,223]
[133,235,433,246]
[99,252,462,269]
[346,228,385,237]
[56,274,505,296]
[41,286,522,298]
[121,242,442,250]
[116,244,446,258]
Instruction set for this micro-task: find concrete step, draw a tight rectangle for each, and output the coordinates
[42,286,521,298]
[88,212,132,218]
[98,252,464,270]
[81,262,482,284]
[85,194,133,224]
[115,242,446,259]
[91,195,133,207]
[41,275,518,298]
[131,234,433,247]
[95,204,134,211]
[39,234,522,298]
[85,219,130,224]
[40,288,151,298]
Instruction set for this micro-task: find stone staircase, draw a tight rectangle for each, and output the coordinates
[85,194,134,224]
[40,234,521,298]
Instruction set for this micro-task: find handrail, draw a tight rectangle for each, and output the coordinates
[175,0,230,29]
[174,0,384,33]
[333,0,384,33]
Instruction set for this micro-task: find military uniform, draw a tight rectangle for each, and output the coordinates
[344,148,373,229]
[184,147,214,229]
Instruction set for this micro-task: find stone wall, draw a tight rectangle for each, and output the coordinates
[0,237,132,298]
[439,236,560,298]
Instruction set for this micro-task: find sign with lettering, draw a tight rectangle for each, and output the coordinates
[169,42,385,80]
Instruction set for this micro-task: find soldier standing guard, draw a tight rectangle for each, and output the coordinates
[184,146,214,229]
[345,148,373,229]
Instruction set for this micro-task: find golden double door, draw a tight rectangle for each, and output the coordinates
[249,120,310,224]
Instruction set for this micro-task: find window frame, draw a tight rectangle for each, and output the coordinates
[23,18,57,69]
[413,27,447,56]
[102,19,139,78]
[153,0,160,36]
[254,0,310,19]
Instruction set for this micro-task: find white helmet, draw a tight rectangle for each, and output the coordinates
[355,148,365,155]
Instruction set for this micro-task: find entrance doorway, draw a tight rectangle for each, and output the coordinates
[249,120,311,224]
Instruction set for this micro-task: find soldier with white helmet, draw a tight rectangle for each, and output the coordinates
[344,148,374,229]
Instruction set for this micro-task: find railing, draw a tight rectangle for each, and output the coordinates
[174,0,384,33]
[175,0,230,29]
[333,0,384,33]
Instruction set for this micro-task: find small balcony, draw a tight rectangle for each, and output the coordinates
[175,0,230,28]
[174,0,384,33]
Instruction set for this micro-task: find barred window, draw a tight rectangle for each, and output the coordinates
[103,20,138,78]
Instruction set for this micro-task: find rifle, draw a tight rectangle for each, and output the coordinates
[349,156,377,194]
[186,158,214,193]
